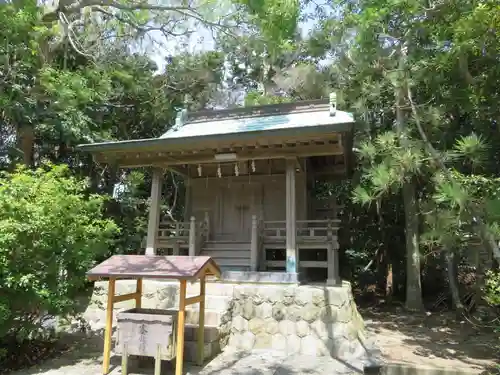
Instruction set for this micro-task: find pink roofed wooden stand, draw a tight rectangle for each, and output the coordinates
[87,255,221,375]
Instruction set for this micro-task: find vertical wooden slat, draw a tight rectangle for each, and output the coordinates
[102,278,116,374]
[146,168,163,255]
[154,344,162,375]
[250,215,258,271]
[175,280,187,375]
[188,216,196,256]
[285,158,297,273]
[197,275,206,366]
[135,278,142,308]
[121,344,128,375]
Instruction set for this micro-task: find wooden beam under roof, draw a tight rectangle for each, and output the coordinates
[98,141,344,168]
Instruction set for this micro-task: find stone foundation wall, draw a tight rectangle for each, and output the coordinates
[224,282,366,359]
[83,280,367,361]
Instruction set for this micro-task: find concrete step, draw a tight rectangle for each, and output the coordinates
[202,250,250,258]
[203,242,250,250]
[184,308,223,326]
[183,339,221,362]
[184,324,220,343]
[204,257,250,267]
[219,265,250,272]
[186,282,235,297]
[184,295,231,311]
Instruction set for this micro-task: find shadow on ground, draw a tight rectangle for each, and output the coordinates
[358,305,498,370]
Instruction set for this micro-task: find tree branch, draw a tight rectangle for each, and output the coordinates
[407,85,500,266]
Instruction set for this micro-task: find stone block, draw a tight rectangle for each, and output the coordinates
[231,315,248,332]
[323,286,350,306]
[255,302,273,319]
[185,309,221,326]
[300,304,320,323]
[327,322,347,339]
[183,340,220,362]
[286,334,301,354]
[295,320,309,337]
[278,320,296,336]
[184,324,219,343]
[271,333,286,351]
[294,287,313,306]
[240,331,256,351]
[311,290,326,307]
[272,303,286,321]
[241,299,255,320]
[260,286,285,303]
[254,333,272,349]
[285,305,302,322]
[282,287,296,306]
[319,305,338,323]
[228,331,255,351]
[252,293,264,305]
[337,302,354,323]
[265,318,279,335]
[300,335,319,356]
[310,319,328,339]
[249,317,266,335]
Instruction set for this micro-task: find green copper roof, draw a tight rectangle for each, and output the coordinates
[77,99,355,154]
[161,105,354,140]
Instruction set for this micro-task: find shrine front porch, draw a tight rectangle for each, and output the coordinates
[151,216,341,285]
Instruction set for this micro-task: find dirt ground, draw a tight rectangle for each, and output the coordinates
[359,306,499,372]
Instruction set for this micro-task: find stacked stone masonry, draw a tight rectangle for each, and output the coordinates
[84,280,367,362]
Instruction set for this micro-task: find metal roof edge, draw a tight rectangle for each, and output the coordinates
[77,118,354,155]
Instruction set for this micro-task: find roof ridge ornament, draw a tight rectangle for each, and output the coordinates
[329,92,337,116]
[173,108,188,131]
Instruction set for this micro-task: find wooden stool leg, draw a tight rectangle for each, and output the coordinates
[175,280,187,375]
[103,278,116,375]
[154,344,162,375]
[121,344,128,375]
[197,275,206,366]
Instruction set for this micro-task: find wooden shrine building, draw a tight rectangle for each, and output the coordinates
[78,94,355,284]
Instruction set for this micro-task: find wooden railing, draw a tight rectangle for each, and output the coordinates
[156,213,210,256]
[158,221,191,239]
[261,219,340,242]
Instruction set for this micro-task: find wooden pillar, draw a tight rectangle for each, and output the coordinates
[285,159,297,274]
[204,211,210,241]
[175,280,187,375]
[250,215,258,271]
[189,216,196,256]
[146,168,163,255]
[135,278,142,308]
[102,278,116,374]
[197,275,206,365]
[173,242,180,256]
[327,235,341,285]
[184,178,192,222]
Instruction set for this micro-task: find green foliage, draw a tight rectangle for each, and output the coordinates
[483,270,500,307]
[244,91,292,106]
[234,0,299,56]
[0,165,118,340]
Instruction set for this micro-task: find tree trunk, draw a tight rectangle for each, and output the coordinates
[402,181,424,311]
[445,250,464,315]
[17,125,35,167]
[394,51,424,310]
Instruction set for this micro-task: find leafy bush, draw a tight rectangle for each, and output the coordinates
[484,270,500,307]
[0,164,118,340]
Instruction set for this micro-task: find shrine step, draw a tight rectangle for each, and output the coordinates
[183,308,224,326]
[183,324,222,362]
[183,339,221,362]
[184,294,232,311]
[184,324,220,343]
